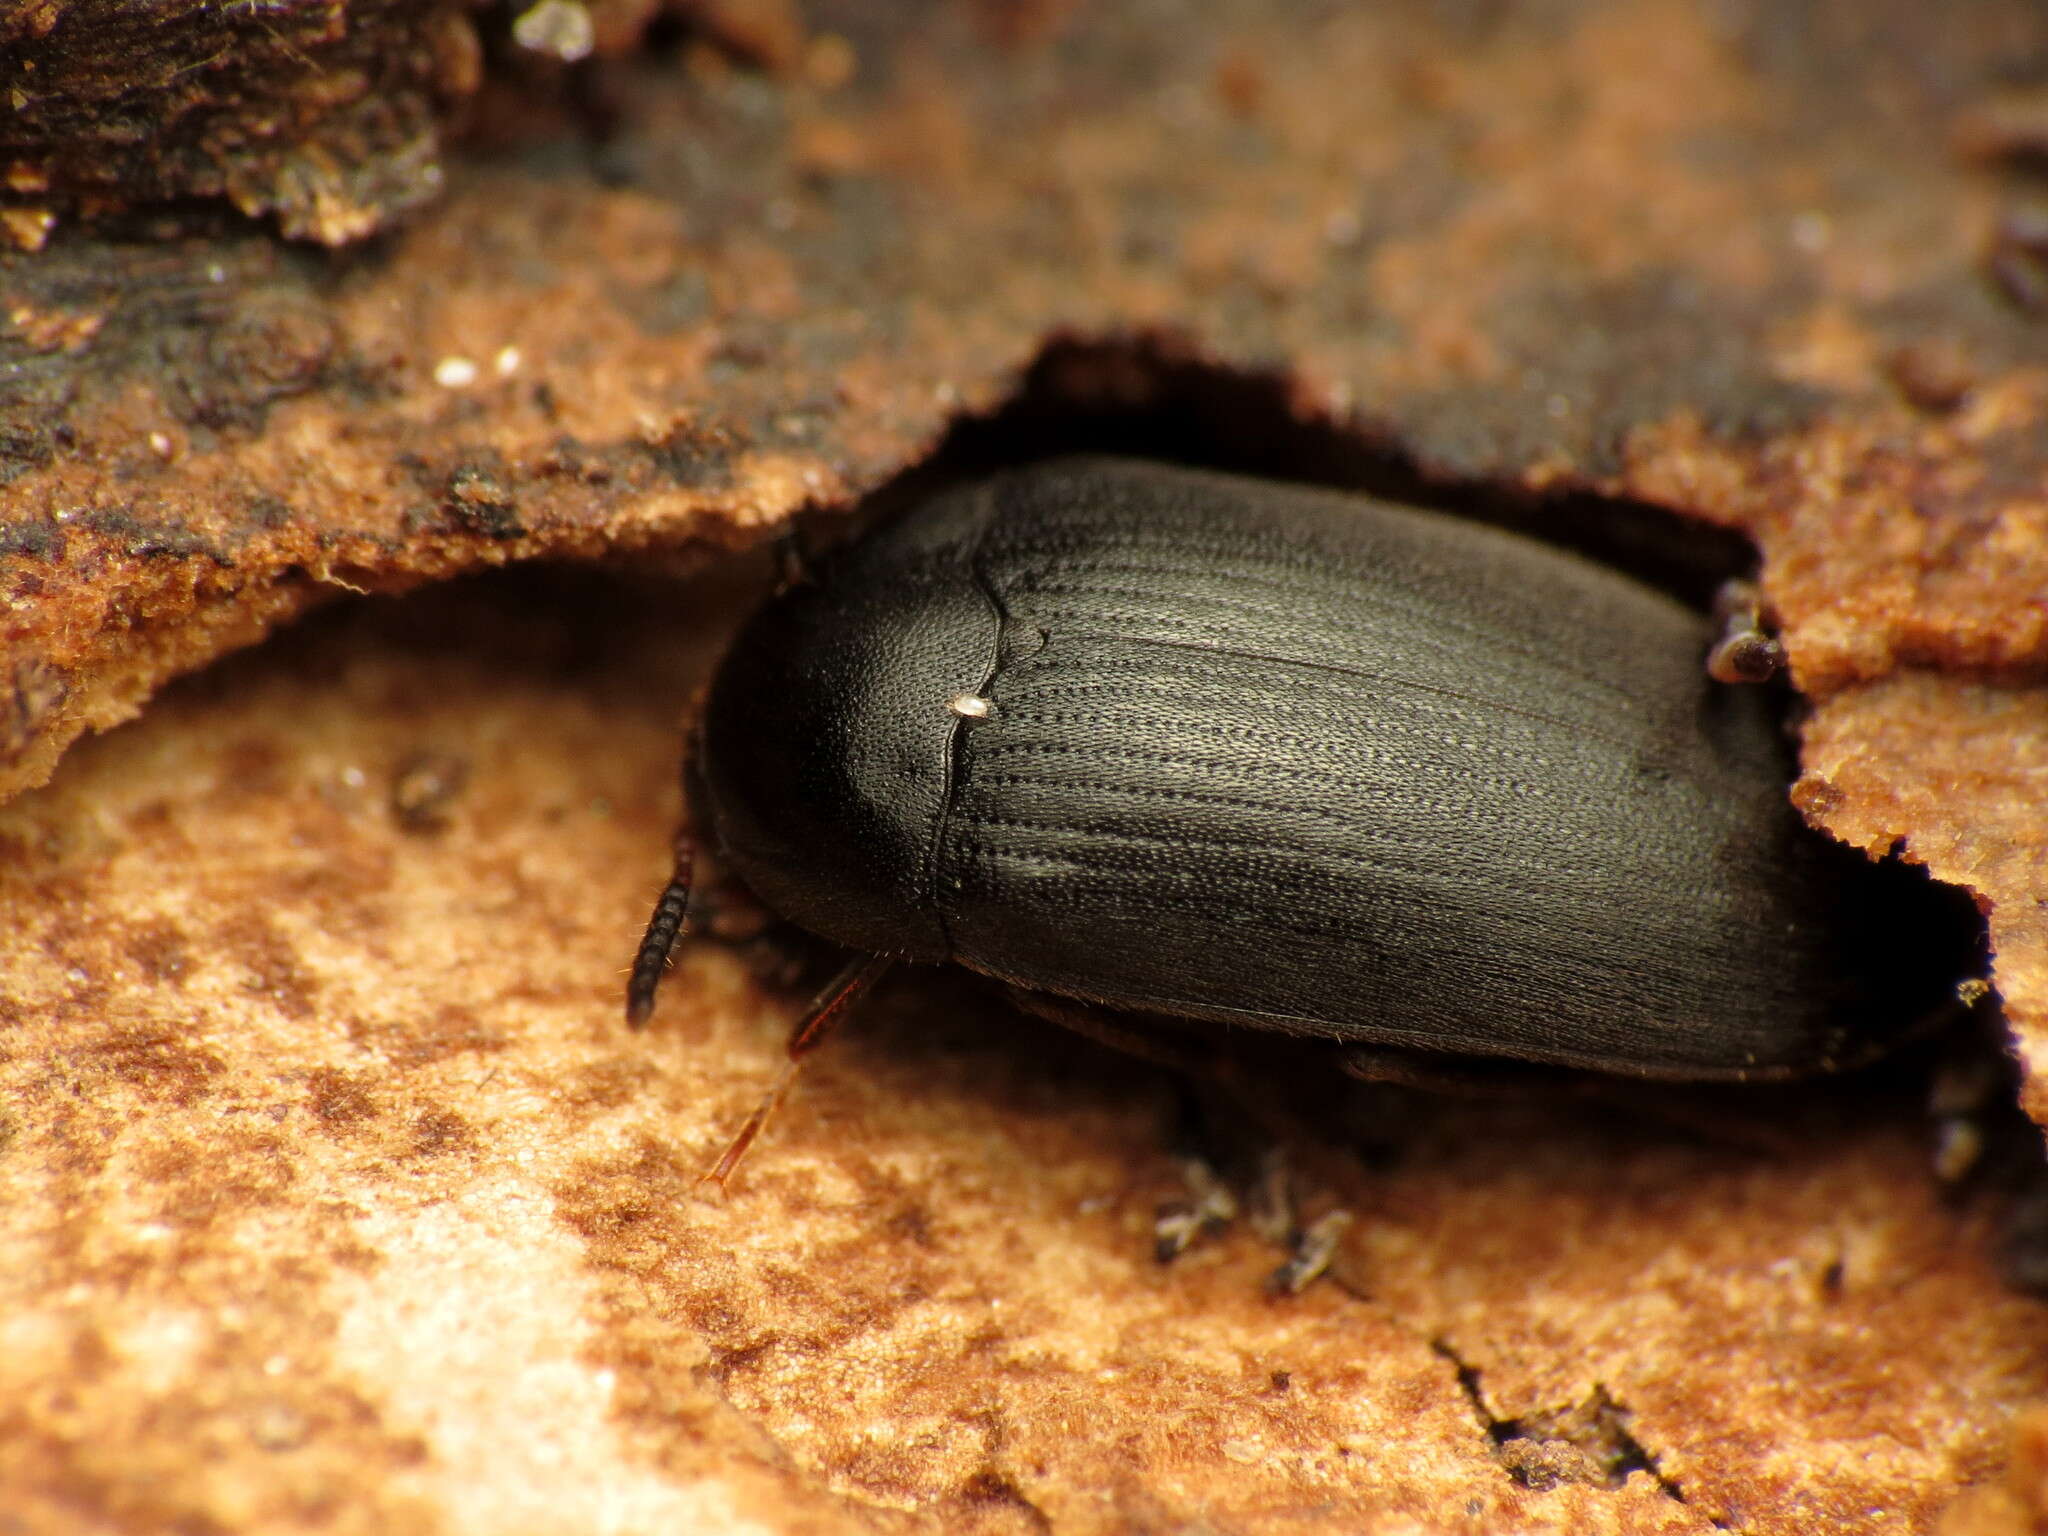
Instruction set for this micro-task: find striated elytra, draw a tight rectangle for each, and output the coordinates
[630,456,1975,1149]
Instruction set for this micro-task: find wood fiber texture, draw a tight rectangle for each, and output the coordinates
[0,0,477,247]
[5,2,2048,1533]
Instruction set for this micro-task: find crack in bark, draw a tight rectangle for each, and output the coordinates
[1430,1337,1708,1517]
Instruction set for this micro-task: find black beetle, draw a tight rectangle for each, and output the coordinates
[629,456,1975,1179]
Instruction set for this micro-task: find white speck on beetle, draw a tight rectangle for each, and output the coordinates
[434,356,479,388]
[949,694,993,719]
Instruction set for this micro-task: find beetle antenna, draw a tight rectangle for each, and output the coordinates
[701,952,893,1190]
[626,830,697,1028]
[1706,577,1784,684]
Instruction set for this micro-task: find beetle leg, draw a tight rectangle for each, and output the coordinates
[1013,991,1273,1259]
[1241,1146,1356,1295]
[699,952,893,1191]
[1004,987,1363,1289]
[1705,577,1784,684]
[1154,1153,1239,1263]
[1150,1058,1364,1291]
[1153,1080,1239,1260]
[1268,1209,1356,1296]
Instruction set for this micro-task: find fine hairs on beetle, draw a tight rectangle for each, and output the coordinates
[626,456,1983,1236]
